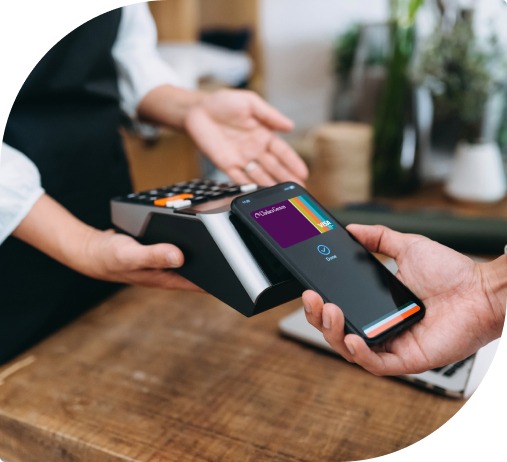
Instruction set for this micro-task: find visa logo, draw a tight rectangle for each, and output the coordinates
[318,220,333,228]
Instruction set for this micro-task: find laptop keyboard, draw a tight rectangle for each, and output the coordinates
[431,355,473,377]
[119,179,257,210]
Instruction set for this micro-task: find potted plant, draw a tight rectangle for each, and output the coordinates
[415,4,507,202]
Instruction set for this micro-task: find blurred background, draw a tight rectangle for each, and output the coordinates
[125,0,507,254]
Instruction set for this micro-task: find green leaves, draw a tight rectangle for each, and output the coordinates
[390,0,424,27]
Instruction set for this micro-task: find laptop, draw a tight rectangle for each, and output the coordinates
[279,257,500,399]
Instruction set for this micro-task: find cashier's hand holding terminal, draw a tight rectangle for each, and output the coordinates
[302,224,507,376]
[12,194,200,292]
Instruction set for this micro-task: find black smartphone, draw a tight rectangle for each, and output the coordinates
[231,182,425,345]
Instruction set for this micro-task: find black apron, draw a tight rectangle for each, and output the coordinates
[1,8,133,363]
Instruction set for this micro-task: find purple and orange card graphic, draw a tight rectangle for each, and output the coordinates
[251,195,336,248]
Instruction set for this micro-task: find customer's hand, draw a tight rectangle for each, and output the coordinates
[302,224,506,376]
[184,89,309,186]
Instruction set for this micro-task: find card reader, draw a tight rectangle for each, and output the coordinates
[111,179,303,316]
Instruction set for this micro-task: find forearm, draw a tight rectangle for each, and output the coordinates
[136,85,206,130]
[11,194,100,277]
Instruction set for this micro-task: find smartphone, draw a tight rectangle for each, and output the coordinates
[231,182,425,345]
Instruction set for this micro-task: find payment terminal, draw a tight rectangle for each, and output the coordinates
[111,179,303,316]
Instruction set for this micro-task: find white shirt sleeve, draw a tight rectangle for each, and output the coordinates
[0,143,44,244]
[0,5,175,244]
[112,3,185,119]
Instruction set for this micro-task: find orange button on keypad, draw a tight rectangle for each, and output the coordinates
[154,194,194,207]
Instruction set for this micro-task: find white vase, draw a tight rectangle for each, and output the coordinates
[445,141,507,203]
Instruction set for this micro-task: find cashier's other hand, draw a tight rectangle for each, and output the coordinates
[302,224,506,376]
[85,230,200,291]
[184,89,309,186]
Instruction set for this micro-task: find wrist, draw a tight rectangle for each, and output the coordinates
[72,226,110,279]
[137,85,206,129]
[479,254,507,339]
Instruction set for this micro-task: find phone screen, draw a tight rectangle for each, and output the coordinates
[232,182,424,343]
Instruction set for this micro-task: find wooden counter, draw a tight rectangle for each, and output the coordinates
[0,286,464,462]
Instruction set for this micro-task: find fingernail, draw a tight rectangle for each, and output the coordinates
[346,341,355,356]
[322,309,331,329]
[303,300,312,314]
[167,250,182,267]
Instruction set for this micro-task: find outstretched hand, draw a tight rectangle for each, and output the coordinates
[184,89,309,186]
[302,224,505,376]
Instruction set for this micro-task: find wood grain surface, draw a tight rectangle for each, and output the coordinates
[0,287,464,462]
